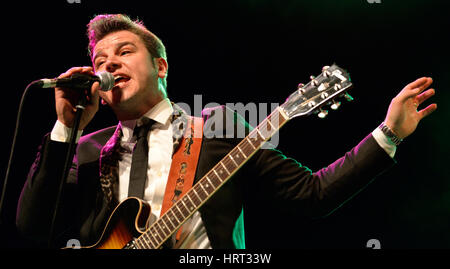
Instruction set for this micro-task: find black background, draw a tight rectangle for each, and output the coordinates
[0,0,449,249]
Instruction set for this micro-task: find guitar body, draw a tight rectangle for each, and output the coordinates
[84,198,151,249]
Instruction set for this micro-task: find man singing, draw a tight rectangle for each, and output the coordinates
[16,14,437,249]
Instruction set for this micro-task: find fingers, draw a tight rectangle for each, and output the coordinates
[400,77,433,100]
[416,88,435,105]
[418,103,437,120]
[58,66,94,79]
[406,77,432,91]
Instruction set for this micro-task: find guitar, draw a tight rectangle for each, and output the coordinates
[68,64,353,249]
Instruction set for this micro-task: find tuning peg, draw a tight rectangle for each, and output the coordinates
[322,66,331,77]
[334,84,342,91]
[310,75,319,86]
[297,83,305,94]
[320,92,329,99]
[330,101,341,110]
[318,108,328,119]
[343,92,354,102]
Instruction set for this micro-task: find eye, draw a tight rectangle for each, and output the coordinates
[121,50,131,56]
[94,61,105,69]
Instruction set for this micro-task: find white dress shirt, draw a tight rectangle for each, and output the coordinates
[50,100,396,249]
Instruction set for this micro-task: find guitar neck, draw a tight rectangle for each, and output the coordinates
[131,63,352,249]
[135,106,289,249]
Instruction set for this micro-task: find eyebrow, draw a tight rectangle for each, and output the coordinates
[93,41,137,63]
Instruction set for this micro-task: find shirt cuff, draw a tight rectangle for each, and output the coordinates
[50,120,83,143]
[371,127,396,158]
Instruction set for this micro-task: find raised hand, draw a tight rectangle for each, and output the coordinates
[384,77,437,139]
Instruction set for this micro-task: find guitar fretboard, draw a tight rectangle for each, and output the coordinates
[133,107,289,249]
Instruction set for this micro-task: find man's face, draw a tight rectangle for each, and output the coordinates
[92,30,166,120]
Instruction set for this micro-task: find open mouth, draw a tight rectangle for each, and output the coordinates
[114,75,131,87]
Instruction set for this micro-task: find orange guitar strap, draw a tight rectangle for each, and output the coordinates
[160,115,203,241]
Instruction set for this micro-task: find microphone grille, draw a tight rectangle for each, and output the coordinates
[96,71,114,91]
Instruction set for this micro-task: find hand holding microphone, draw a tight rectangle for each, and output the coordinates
[50,67,114,130]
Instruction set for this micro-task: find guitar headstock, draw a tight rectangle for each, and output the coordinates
[280,64,353,119]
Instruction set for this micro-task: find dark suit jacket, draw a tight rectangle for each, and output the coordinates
[16,106,395,248]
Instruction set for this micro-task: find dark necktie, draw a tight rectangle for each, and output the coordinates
[128,118,155,199]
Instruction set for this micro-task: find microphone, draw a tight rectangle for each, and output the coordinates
[37,71,115,91]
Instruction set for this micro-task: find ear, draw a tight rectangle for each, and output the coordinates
[155,57,168,79]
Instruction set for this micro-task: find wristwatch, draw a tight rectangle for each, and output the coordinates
[379,122,402,146]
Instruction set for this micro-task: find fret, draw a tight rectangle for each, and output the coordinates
[163,211,176,230]
[213,169,223,182]
[276,106,289,122]
[174,202,188,219]
[228,154,239,167]
[149,226,163,245]
[198,182,209,197]
[220,161,230,175]
[191,187,203,202]
[207,173,221,188]
[266,116,276,130]
[183,195,196,212]
[134,237,144,249]
[158,218,171,237]
[186,191,202,207]
[147,233,157,249]
[239,140,255,158]
[256,128,266,141]
[135,238,145,249]
[155,220,168,239]
[178,200,191,219]
[187,190,201,207]
[168,208,181,226]
[161,214,175,231]
[201,178,215,194]
[258,121,273,139]
[230,148,243,163]
[142,233,156,249]
[205,175,215,189]
[194,184,208,200]
[249,130,265,148]
[237,146,247,158]
[246,136,257,149]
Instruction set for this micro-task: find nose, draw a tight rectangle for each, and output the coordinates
[105,57,121,73]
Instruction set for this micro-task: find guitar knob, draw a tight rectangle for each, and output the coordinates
[318,109,328,119]
[344,92,354,102]
[330,101,341,110]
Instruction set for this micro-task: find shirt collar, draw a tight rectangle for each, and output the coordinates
[120,98,173,142]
